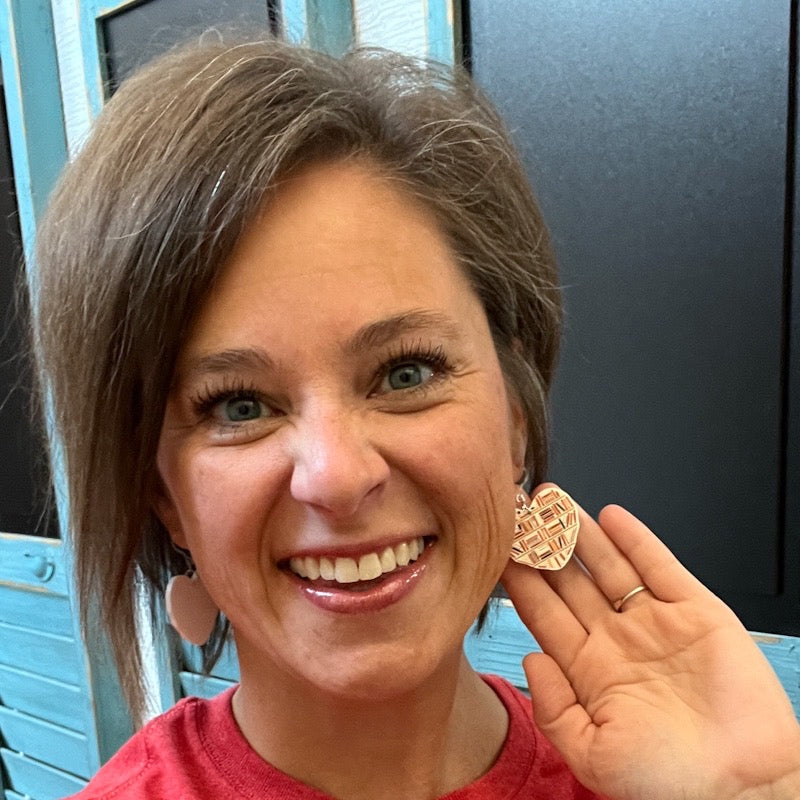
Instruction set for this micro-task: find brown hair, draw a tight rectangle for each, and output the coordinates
[32,37,561,725]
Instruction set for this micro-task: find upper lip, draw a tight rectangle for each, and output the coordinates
[278,534,434,565]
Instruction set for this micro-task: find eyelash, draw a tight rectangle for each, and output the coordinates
[188,342,455,422]
[373,342,453,394]
[189,378,268,420]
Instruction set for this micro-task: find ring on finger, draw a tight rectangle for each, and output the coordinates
[613,584,649,612]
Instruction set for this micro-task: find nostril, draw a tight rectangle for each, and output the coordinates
[289,442,390,517]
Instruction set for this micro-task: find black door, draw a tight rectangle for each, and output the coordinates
[468,0,799,633]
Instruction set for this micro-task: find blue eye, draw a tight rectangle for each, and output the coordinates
[219,396,265,422]
[383,362,434,391]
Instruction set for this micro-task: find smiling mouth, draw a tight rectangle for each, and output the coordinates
[286,536,429,587]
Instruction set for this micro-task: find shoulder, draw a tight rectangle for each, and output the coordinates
[63,693,221,800]
[64,686,334,800]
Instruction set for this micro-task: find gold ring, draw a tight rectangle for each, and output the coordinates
[613,584,648,612]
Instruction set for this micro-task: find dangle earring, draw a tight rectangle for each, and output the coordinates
[511,472,579,570]
[165,548,219,646]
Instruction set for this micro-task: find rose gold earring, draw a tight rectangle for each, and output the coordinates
[165,552,219,646]
[511,479,579,570]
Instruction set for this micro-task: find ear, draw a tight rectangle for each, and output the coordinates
[505,340,528,478]
[152,475,189,549]
[508,393,528,478]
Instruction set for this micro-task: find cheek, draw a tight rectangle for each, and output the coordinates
[402,395,519,558]
[159,445,280,559]
[159,450,286,621]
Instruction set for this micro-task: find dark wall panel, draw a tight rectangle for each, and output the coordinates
[0,75,55,537]
[102,0,273,92]
[470,0,793,628]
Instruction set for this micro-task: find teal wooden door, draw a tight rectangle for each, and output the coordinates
[0,537,134,799]
[0,3,133,797]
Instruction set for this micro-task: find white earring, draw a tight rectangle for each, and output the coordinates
[165,562,219,646]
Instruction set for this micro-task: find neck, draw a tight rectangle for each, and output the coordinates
[232,646,508,800]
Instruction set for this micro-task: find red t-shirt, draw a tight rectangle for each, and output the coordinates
[66,675,600,799]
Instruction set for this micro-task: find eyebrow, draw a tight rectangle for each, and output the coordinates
[179,347,275,383]
[345,309,461,354]
[179,309,461,383]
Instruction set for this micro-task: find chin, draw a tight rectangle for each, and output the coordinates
[297,638,463,704]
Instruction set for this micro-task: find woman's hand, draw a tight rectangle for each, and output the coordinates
[501,489,800,800]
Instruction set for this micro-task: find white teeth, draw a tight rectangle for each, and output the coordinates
[394,541,410,567]
[319,556,335,580]
[304,556,321,580]
[290,557,307,578]
[379,546,397,572]
[358,553,382,581]
[334,558,359,583]
[288,537,427,585]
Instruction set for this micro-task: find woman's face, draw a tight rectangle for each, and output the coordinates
[156,159,526,700]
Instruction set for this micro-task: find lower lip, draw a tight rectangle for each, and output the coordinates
[291,552,430,614]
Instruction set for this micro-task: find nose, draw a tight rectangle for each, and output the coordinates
[289,404,390,518]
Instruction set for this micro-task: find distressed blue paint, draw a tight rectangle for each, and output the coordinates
[180,637,239,681]
[79,0,135,117]
[1,748,86,800]
[464,601,540,690]
[466,601,800,720]
[157,627,240,710]
[0,534,69,597]
[169,639,240,702]
[0,726,4,800]
[0,622,79,683]
[426,0,455,64]
[0,586,73,636]
[78,622,135,763]
[79,5,104,117]
[0,539,101,781]
[180,671,236,700]
[751,632,800,719]
[280,0,353,54]
[306,0,353,55]
[0,706,92,779]
[0,663,86,732]
[281,0,309,43]
[153,598,183,712]
[0,538,132,773]
[0,0,67,256]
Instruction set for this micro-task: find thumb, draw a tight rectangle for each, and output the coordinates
[523,652,593,773]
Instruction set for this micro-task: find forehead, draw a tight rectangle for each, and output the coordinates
[180,158,491,359]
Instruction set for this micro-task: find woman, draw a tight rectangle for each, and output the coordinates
[32,38,800,800]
